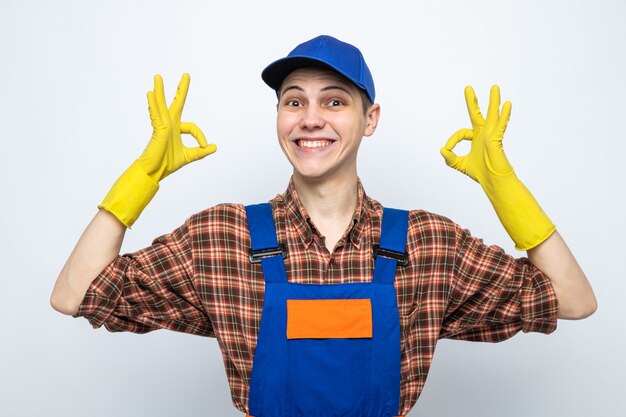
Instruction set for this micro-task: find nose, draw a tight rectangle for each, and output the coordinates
[300,104,325,130]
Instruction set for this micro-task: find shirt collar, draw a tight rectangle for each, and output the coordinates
[283,177,369,250]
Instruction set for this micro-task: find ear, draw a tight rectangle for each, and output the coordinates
[364,103,381,137]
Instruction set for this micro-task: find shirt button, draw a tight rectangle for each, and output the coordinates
[329,258,335,265]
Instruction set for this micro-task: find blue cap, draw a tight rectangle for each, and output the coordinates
[262,35,376,103]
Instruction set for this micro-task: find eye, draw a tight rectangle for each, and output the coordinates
[285,99,302,107]
[328,99,344,107]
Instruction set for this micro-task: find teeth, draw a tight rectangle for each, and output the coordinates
[298,140,332,148]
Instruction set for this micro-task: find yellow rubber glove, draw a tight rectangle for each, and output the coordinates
[99,74,217,227]
[440,85,555,250]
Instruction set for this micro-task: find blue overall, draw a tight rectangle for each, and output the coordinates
[245,203,408,417]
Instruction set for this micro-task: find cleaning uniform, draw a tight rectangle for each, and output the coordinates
[245,203,408,417]
[76,179,559,415]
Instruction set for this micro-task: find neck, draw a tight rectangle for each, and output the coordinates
[293,173,358,219]
[292,173,359,252]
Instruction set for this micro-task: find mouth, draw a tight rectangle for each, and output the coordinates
[294,139,335,149]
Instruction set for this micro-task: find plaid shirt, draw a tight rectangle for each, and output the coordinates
[77,178,558,416]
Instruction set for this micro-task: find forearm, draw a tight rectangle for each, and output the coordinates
[50,74,214,317]
[527,231,596,319]
[51,209,126,316]
[441,85,596,320]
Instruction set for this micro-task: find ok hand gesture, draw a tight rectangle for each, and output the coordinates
[440,85,513,184]
[137,74,217,183]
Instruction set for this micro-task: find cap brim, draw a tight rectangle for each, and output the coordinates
[261,56,365,93]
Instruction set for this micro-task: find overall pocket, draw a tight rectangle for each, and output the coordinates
[286,299,373,416]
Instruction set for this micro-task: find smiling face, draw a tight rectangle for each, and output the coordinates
[276,67,380,186]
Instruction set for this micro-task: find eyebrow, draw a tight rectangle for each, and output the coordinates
[280,84,354,98]
[280,85,304,96]
[322,85,353,95]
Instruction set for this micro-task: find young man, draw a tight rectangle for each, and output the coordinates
[51,35,596,417]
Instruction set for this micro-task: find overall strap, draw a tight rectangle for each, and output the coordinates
[373,207,410,285]
[245,203,288,284]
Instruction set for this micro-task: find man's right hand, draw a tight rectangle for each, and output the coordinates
[99,74,216,228]
[138,73,216,182]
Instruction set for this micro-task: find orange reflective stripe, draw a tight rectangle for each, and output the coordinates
[286,299,372,339]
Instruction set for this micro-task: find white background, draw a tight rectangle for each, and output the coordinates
[1,1,624,416]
